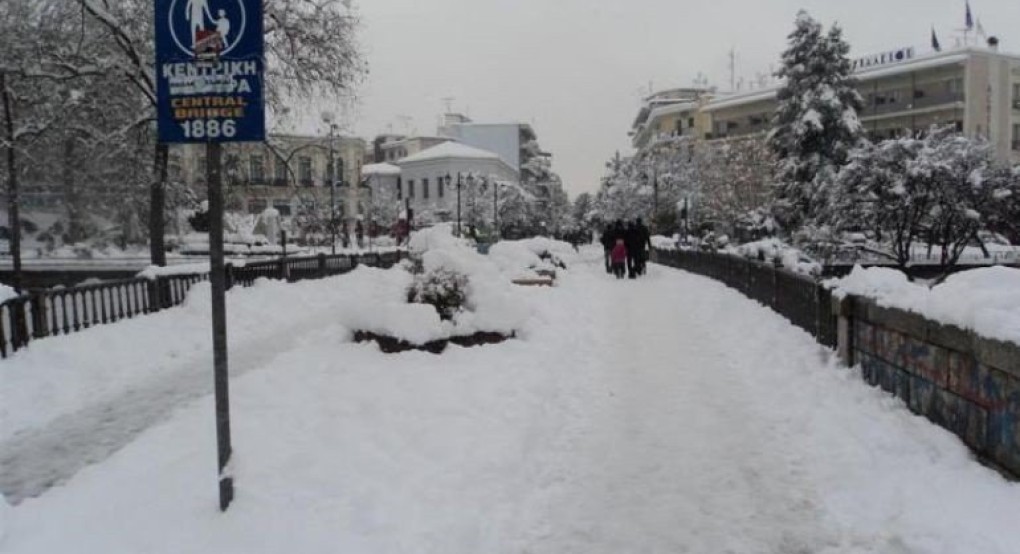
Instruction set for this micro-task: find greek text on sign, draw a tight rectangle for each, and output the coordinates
[155,0,264,143]
[852,48,915,72]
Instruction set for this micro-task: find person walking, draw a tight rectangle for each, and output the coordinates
[624,221,641,279]
[634,218,652,276]
[600,223,615,273]
[610,238,628,279]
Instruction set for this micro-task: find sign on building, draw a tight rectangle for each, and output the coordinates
[852,48,915,72]
[155,0,265,143]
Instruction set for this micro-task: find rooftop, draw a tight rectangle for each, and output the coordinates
[362,163,401,176]
[397,141,502,164]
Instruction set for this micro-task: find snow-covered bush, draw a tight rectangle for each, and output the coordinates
[406,268,468,321]
[730,238,822,276]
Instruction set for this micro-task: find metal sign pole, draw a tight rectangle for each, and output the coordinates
[155,0,264,512]
[206,141,234,511]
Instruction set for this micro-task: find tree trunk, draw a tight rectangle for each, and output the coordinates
[150,142,168,266]
[1,72,22,293]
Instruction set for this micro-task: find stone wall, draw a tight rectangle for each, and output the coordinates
[845,297,1020,476]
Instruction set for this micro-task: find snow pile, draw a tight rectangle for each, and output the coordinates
[0,284,20,303]
[488,241,550,280]
[364,223,533,339]
[136,262,212,279]
[651,235,678,251]
[829,265,1020,344]
[730,238,821,276]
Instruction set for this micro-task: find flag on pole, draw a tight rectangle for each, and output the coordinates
[976,18,987,39]
[931,27,942,52]
[965,1,974,30]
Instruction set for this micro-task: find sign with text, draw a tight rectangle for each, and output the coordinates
[155,0,264,143]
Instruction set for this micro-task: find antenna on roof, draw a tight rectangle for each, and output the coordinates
[728,47,737,92]
[441,96,455,114]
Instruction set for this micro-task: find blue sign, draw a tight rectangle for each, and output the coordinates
[155,0,264,143]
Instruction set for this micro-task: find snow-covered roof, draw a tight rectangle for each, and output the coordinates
[362,163,401,176]
[397,141,502,164]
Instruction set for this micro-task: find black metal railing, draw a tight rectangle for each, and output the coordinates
[0,249,405,359]
[654,249,837,349]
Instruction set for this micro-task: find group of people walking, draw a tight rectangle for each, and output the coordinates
[601,219,652,279]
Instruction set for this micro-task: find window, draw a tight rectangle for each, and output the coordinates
[249,155,265,184]
[423,178,430,199]
[248,198,268,214]
[397,177,403,200]
[438,176,445,198]
[299,157,313,185]
[946,77,964,95]
[273,201,292,216]
[1013,123,1020,151]
[408,179,415,199]
[274,158,288,185]
[1013,83,1020,109]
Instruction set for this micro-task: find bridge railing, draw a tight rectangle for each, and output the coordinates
[0,250,404,359]
[653,249,837,349]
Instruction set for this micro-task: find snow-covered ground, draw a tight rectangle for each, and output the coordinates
[2,248,1019,553]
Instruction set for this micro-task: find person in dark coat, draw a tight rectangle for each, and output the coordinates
[600,222,618,273]
[634,218,652,275]
[624,221,641,279]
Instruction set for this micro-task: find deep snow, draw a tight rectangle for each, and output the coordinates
[2,249,1019,553]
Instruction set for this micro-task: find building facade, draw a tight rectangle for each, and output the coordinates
[170,134,366,222]
[394,142,519,224]
[631,45,1020,164]
[437,113,551,182]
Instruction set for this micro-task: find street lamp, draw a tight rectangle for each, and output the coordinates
[323,112,340,255]
[456,172,463,236]
[465,173,476,232]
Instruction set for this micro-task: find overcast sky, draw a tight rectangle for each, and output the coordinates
[340,0,1020,197]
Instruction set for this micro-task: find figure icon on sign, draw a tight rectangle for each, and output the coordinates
[185,0,214,48]
[215,9,231,43]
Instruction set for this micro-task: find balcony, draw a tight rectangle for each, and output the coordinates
[1013,99,1020,111]
[1012,140,1020,152]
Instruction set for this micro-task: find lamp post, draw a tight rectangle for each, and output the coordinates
[456,172,463,236]
[492,179,498,240]
[465,173,476,233]
[443,173,452,228]
[324,115,339,255]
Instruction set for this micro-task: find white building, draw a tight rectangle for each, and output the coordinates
[395,141,519,224]
[437,113,549,181]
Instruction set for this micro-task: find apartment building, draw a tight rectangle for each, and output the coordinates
[629,87,715,150]
[701,45,1020,162]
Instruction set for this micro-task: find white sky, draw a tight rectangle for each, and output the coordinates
[341,0,1020,196]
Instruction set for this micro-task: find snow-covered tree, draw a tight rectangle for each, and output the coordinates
[831,126,1002,274]
[71,0,366,264]
[769,11,864,233]
[832,136,929,268]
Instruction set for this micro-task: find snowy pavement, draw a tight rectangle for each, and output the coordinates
[3,253,1020,553]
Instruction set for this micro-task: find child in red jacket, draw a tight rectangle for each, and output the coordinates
[610,239,627,279]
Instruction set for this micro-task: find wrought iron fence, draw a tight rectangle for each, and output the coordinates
[654,249,837,349]
[0,250,405,359]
